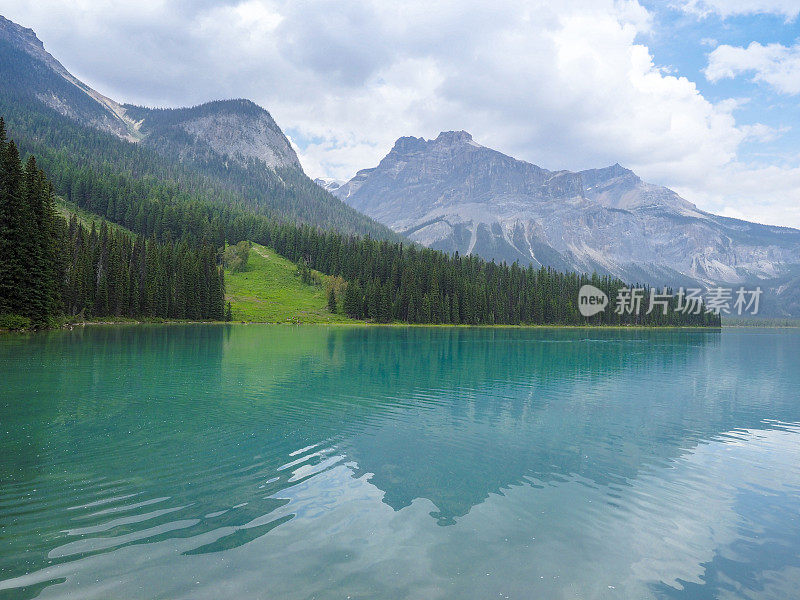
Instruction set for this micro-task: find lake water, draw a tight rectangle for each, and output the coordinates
[1,325,799,599]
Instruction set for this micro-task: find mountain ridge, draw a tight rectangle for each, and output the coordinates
[329,130,800,315]
[0,14,397,240]
[0,15,299,168]
[123,99,301,170]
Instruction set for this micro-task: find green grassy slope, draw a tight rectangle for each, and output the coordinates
[45,210,358,324]
[225,244,359,324]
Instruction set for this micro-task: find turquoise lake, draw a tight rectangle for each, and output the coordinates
[1,325,799,599]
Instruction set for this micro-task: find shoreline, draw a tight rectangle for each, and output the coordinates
[0,319,732,334]
[6,316,798,333]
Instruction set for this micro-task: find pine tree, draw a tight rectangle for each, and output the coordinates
[327,286,337,313]
[407,294,417,323]
[343,280,363,318]
[0,140,26,316]
[378,282,392,323]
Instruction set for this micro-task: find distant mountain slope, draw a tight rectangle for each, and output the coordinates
[124,100,301,170]
[0,14,397,240]
[331,131,800,315]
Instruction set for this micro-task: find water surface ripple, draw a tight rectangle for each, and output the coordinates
[1,326,799,599]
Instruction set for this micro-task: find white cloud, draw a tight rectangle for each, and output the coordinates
[2,0,800,227]
[740,122,790,143]
[705,41,800,95]
[674,162,800,227]
[678,0,800,20]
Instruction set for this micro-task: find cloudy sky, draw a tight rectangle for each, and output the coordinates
[3,0,800,227]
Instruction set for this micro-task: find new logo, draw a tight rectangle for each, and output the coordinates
[578,285,608,317]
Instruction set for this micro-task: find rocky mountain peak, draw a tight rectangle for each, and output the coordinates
[0,15,42,49]
[123,99,302,170]
[389,131,479,157]
[0,15,68,78]
[434,130,475,145]
[331,132,800,297]
[389,136,426,155]
[579,163,638,190]
[578,163,697,211]
[0,15,141,140]
[314,177,345,193]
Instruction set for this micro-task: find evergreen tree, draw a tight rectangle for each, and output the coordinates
[343,280,363,319]
[0,139,26,316]
[327,286,337,313]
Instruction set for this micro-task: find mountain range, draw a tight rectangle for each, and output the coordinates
[0,14,394,240]
[330,131,800,316]
[1,13,798,316]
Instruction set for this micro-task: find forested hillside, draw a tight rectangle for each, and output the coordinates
[0,119,225,328]
[0,98,397,241]
[263,226,721,326]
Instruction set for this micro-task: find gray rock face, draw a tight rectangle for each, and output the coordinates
[124,99,301,170]
[181,113,297,168]
[333,131,800,314]
[181,112,297,168]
